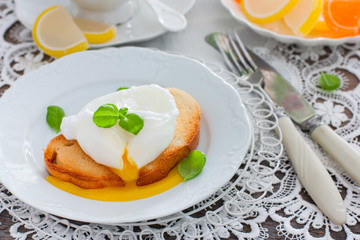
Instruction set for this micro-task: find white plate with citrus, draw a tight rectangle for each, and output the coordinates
[221,0,360,46]
[15,0,195,50]
[0,47,251,224]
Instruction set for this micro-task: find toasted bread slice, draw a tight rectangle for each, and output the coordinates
[137,88,200,185]
[44,88,200,188]
[44,135,125,188]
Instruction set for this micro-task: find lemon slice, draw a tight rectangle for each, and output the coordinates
[33,5,89,58]
[241,0,301,24]
[312,13,330,32]
[73,18,116,44]
[260,19,295,36]
[283,0,323,36]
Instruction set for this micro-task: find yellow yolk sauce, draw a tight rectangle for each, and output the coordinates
[111,147,139,182]
[46,168,183,201]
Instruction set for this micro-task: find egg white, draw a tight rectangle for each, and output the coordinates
[61,84,179,170]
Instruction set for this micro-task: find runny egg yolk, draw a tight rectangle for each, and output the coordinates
[45,146,184,202]
[46,167,183,201]
[110,147,139,182]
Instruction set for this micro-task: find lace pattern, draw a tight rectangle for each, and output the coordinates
[0,1,360,239]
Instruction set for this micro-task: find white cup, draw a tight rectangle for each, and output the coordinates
[71,0,137,25]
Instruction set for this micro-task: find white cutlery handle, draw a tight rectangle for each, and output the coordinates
[278,117,347,225]
[311,124,360,184]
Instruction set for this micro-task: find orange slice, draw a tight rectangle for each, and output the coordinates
[33,5,89,58]
[241,0,301,24]
[283,0,323,36]
[73,18,116,44]
[323,0,360,36]
[309,11,346,38]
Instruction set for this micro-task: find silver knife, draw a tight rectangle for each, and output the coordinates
[206,32,348,225]
[206,33,360,185]
[248,51,360,185]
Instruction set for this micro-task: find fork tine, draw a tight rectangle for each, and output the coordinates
[227,32,252,74]
[232,30,257,72]
[222,34,248,76]
[213,34,244,76]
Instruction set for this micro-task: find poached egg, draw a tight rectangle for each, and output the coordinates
[60,84,179,182]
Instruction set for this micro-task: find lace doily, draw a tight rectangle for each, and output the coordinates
[1,1,360,239]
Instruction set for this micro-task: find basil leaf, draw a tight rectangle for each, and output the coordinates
[119,113,144,135]
[117,87,129,91]
[46,105,65,133]
[118,107,128,119]
[178,150,206,181]
[93,103,144,135]
[318,72,341,91]
[93,104,119,128]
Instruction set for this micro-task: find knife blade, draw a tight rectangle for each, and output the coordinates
[206,33,360,185]
[206,32,347,225]
[248,50,360,186]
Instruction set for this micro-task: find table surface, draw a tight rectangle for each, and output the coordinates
[1,0,360,239]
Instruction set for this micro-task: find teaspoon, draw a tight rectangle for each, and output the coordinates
[144,0,187,32]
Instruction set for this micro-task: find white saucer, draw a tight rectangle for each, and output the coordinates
[14,0,196,47]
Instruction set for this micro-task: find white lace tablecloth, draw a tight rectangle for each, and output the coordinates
[1,0,360,239]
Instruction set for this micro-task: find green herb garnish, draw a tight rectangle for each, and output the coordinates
[178,150,206,181]
[119,113,144,135]
[118,107,128,118]
[117,87,129,91]
[92,104,119,128]
[93,104,144,135]
[46,105,65,133]
[318,72,341,91]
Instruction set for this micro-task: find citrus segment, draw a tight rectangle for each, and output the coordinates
[283,0,323,36]
[241,0,301,24]
[260,19,294,35]
[73,18,116,44]
[32,5,89,58]
[309,12,346,38]
[323,0,360,36]
[312,13,330,32]
[308,26,346,38]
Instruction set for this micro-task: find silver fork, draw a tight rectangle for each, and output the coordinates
[212,31,346,225]
[213,32,265,93]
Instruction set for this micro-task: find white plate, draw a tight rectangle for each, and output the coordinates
[0,47,251,224]
[221,0,360,46]
[14,0,195,47]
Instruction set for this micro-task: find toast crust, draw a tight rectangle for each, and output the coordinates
[44,135,125,189]
[137,88,200,185]
[44,88,201,188]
